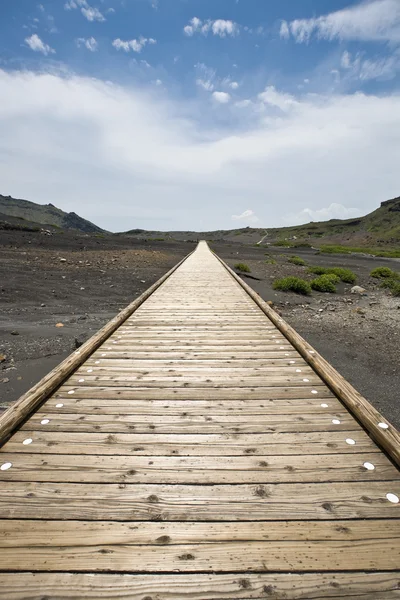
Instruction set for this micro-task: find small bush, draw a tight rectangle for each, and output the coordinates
[390,282,400,297]
[235,263,251,273]
[273,276,312,295]
[311,274,338,293]
[380,279,400,296]
[265,258,277,265]
[370,267,399,279]
[308,266,356,284]
[288,255,306,266]
[308,266,327,276]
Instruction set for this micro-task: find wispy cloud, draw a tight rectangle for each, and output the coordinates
[340,49,400,80]
[112,37,156,53]
[184,17,239,38]
[64,0,105,22]
[280,0,400,44]
[197,79,214,92]
[25,34,55,55]
[232,209,260,225]
[258,86,298,112]
[76,37,98,51]
[289,204,363,225]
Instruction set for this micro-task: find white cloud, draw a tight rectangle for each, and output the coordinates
[211,19,239,37]
[25,34,55,55]
[81,7,105,21]
[76,37,98,51]
[184,17,239,37]
[232,209,260,225]
[289,204,364,225]
[280,20,290,40]
[258,86,298,112]
[281,0,400,44]
[112,37,156,53]
[37,4,45,11]
[229,81,239,89]
[0,70,400,232]
[196,79,214,91]
[340,48,400,80]
[235,99,252,108]
[212,91,231,103]
[341,50,352,69]
[64,0,105,22]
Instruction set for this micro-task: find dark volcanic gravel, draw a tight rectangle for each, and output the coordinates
[1,231,399,431]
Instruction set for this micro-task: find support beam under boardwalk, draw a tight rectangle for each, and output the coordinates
[0,241,399,599]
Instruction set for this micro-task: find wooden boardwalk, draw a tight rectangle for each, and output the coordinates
[0,240,399,599]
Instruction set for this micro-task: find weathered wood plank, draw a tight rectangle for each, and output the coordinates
[0,538,399,572]
[0,453,396,483]
[20,411,361,434]
[36,397,345,416]
[2,430,374,455]
[1,572,399,600]
[0,481,398,520]
[53,386,335,400]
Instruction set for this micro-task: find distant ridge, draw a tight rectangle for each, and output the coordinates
[0,194,105,234]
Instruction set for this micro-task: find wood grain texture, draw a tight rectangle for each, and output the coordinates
[1,572,399,600]
[0,240,399,597]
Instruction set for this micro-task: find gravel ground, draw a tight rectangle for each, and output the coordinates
[1,232,399,430]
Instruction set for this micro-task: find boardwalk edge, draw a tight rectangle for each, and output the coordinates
[0,247,196,447]
[213,245,400,468]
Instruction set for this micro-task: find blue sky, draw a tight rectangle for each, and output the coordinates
[0,0,399,231]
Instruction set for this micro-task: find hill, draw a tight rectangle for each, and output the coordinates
[263,196,400,248]
[0,195,105,234]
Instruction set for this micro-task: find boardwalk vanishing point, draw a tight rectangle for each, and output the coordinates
[0,241,399,599]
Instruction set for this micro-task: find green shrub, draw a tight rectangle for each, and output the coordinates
[273,276,312,295]
[380,278,400,296]
[328,267,357,284]
[288,255,306,266]
[370,267,399,279]
[308,266,327,276]
[234,263,251,273]
[390,282,400,297]
[308,266,356,284]
[311,274,338,293]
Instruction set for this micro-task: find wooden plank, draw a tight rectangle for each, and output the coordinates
[0,537,399,572]
[3,430,374,455]
[0,481,398,520]
[61,378,326,389]
[1,518,397,544]
[35,397,346,416]
[0,453,396,483]
[52,387,335,400]
[1,572,399,600]
[19,411,361,434]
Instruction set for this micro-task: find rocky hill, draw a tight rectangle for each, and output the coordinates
[0,195,105,233]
